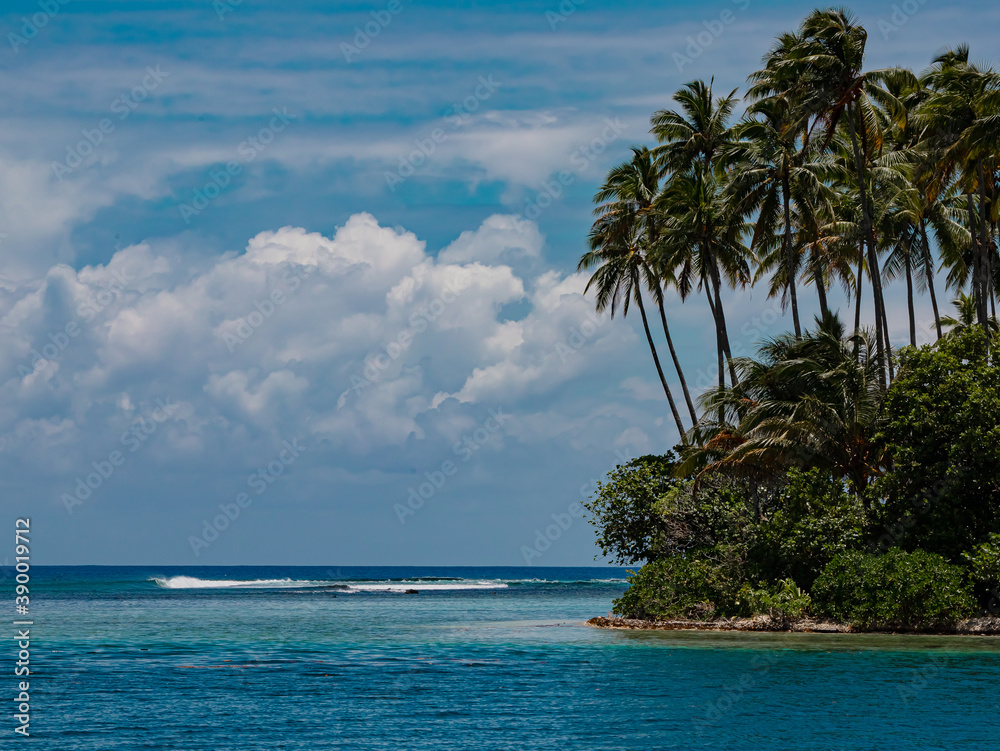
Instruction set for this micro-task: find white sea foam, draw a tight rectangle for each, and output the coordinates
[151,576,509,591]
[151,576,324,589]
[343,581,508,592]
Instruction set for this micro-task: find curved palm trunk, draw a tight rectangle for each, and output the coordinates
[814,267,830,319]
[921,221,942,340]
[656,298,698,425]
[635,288,686,437]
[709,262,738,387]
[846,107,888,389]
[782,174,801,337]
[705,285,726,424]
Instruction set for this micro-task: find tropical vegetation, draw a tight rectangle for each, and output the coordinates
[580,8,1000,631]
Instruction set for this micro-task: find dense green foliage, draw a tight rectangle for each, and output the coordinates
[582,454,681,565]
[872,328,1000,562]
[749,469,866,590]
[592,329,1000,630]
[613,555,742,621]
[811,550,976,631]
[582,9,1000,632]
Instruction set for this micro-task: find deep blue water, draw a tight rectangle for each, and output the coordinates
[17,566,1000,749]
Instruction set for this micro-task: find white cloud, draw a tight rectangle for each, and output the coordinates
[0,213,640,474]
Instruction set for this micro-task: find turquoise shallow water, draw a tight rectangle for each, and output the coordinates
[22,566,1000,749]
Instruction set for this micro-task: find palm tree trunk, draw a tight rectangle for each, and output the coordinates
[921,221,942,340]
[846,107,887,389]
[710,262,738,387]
[990,220,998,320]
[967,192,985,327]
[814,267,829,319]
[853,252,864,334]
[881,293,895,381]
[978,162,992,329]
[705,285,726,424]
[905,246,916,347]
[782,174,801,337]
[852,250,864,364]
[705,285,725,391]
[635,289,686,437]
[656,298,698,425]
[989,219,997,320]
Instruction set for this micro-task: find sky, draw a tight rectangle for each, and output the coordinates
[1,0,996,566]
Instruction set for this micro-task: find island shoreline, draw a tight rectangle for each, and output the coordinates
[587,616,1000,636]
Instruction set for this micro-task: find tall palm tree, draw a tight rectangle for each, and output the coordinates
[793,8,909,385]
[650,80,747,393]
[728,95,830,337]
[580,153,689,437]
[654,166,752,394]
[919,46,1000,333]
[590,147,698,425]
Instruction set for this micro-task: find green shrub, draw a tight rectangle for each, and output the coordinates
[612,549,742,620]
[736,578,812,622]
[812,549,975,631]
[963,533,1000,586]
[963,534,1000,611]
[583,454,682,564]
[750,469,866,590]
[872,328,1000,561]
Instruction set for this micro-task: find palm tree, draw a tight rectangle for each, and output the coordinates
[793,8,910,384]
[678,312,886,501]
[728,95,830,337]
[591,147,698,425]
[797,189,858,319]
[650,79,739,175]
[654,165,752,394]
[919,47,1000,333]
[650,80,747,394]
[941,292,1000,337]
[580,153,689,437]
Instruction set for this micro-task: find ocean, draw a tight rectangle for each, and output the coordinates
[24,566,1000,749]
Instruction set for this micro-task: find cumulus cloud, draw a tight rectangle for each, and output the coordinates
[0,213,637,478]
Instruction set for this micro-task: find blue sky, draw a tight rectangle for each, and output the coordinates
[1,0,996,565]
